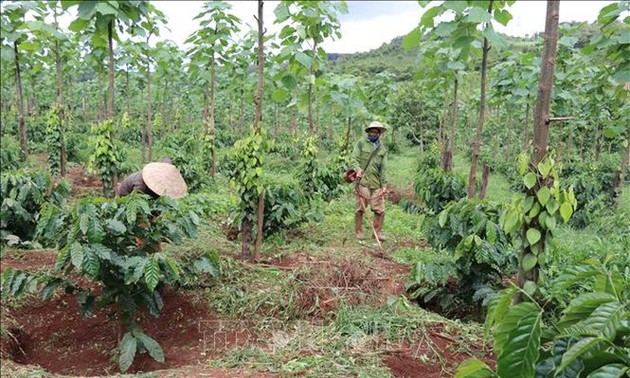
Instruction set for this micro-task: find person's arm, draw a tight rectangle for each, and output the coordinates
[117,171,146,196]
[350,140,363,176]
[380,152,388,188]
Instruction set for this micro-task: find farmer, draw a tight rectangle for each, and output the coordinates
[117,157,187,199]
[350,121,388,241]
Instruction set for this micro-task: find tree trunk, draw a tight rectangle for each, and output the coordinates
[14,42,28,159]
[515,0,559,304]
[107,20,115,119]
[479,165,491,200]
[612,124,630,205]
[307,40,318,136]
[442,77,458,172]
[253,0,265,260]
[147,64,153,162]
[126,65,131,116]
[344,115,352,155]
[229,92,234,134]
[291,107,297,134]
[239,90,245,136]
[467,1,492,199]
[54,8,66,176]
[522,97,530,150]
[594,125,602,160]
[209,58,217,179]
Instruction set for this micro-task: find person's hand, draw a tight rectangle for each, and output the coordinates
[356,169,364,178]
[376,187,387,197]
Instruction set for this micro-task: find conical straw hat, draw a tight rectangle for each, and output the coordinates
[142,162,188,199]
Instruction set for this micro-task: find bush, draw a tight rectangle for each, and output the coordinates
[409,198,517,314]
[0,136,21,172]
[0,171,71,246]
[414,168,466,213]
[560,154,619,228]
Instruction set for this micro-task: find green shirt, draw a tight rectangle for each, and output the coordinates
[350,138,387,190]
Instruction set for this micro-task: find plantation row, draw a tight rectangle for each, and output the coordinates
[2,0,629,376]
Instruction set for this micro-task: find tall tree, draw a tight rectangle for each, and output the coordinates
[253,0,265,260]
[515,0,560,303]
[187,1,241,179]
[274,0,347,136]
[1,1,40,159]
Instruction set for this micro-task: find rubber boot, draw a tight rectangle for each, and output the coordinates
[374,213,386,241]
[355,212,364,240]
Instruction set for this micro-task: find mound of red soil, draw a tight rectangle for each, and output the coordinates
[1,288,262,376]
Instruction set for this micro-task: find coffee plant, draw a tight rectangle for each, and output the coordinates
[297,136,345,203]
[456,261,629,378]
[0,135,21,172]
[413,143,466,213]
[38,193,208,372]
[159,128,209,192]
[410,198,517,314]
[0,171,71,247]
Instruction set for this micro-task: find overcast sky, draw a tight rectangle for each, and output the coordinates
[154,1,615,54]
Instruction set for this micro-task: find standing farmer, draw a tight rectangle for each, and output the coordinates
[350,121,388,241]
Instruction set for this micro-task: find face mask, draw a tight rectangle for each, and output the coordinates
[368,134,379,143]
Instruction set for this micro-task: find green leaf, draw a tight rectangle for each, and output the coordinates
[493,9,513,26]
[444,1,467,14]
[586,364,628,378]
[467,6,492,23]
[83,247,100,277]
[526,228,541,246]
[496,302,542,378]
[485,222,497,244]
[272,88,289,102]
[483,27,506,48]
[523,280,537,297]
[546,198,559,215]
[119,332,137,372]
[503,210,519,233]
[403,27,422,50]
[70,242,84,270]
[537,160,552,178]
[486,287,518,337]
[560,203,573,223]
[438,209,449,227]
[558,337,605,373]
[274,2,290,22]
[295,51,312,69]
[545,215,557,231]
[523,172,537,189]
[68,18,90,32]
[558,293,617,330]
[144,258,160,292]
[522,254,537,272]
[536,187,550,206]
[420,6,441,28]
[583,302,625,341]
[455,358,494,378]
[106,219,126,235]
[133,330,164,363]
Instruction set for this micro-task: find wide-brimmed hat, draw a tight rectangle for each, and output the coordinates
[365,121,387,133]
[142,162,188,199]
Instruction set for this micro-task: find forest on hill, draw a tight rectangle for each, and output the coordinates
[1,1,628,377]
